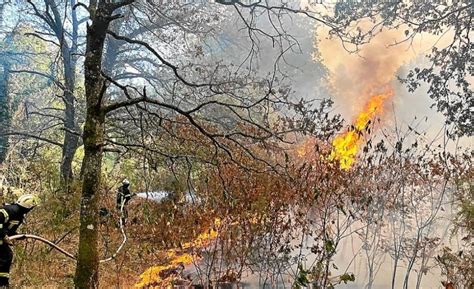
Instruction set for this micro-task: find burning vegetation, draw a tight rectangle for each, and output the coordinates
[136,218,220,288]
[330,88,394,169]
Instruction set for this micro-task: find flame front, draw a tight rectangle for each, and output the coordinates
[135,218,221,288]
[330,89,393,169]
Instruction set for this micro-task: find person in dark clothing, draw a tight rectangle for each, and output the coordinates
[0,194,39,287]
[116,179,134,225]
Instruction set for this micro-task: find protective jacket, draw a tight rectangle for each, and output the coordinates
[116,184,132,210]
[0,204,29,286]
[116,184,134,226]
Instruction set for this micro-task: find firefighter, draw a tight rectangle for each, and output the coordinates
[116,179,133,225]
[0,194,40,287]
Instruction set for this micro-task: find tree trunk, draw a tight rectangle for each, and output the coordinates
[74,109,104,288]
[60,125,79,183]
[74,4,111,287]
[0,62,10,164]
[0,32,13,164]
[44,0,81,185]
[59,47,79,185]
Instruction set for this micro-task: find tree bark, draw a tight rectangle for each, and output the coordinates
[0,61,10,163]
[74,3,111,287]
[0,32,12,164]
[59,43,79,185]
[74,110,104,288]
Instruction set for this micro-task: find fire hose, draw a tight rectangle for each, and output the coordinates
[8,199,129,263]
[8,234,76,260]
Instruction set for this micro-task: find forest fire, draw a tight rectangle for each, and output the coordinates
[135,218,221,288]
[1,0,470,288]
[329,89,393,169]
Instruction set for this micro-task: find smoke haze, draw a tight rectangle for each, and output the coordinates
[315,25,446,122]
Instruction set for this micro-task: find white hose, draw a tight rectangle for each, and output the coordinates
[99,198,128,263]
[9,198,129,263]
[8,234,76,260]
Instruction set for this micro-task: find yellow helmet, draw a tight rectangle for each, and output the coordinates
[16,194,40,209]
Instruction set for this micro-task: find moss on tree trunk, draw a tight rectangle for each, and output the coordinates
[74,110,104,288]
[74,4,111,287]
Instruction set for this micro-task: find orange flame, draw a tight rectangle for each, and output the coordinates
[330,89,394,169]
[135,218,221,288]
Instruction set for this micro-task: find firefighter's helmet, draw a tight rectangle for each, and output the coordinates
[16,194,40,209]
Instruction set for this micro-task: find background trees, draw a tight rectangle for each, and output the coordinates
[0,0,85,185]
[25,0,83,184]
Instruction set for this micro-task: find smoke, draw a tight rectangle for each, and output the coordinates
[314,24,455,168]
[315,24,438,120]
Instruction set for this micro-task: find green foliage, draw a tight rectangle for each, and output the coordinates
[458,199,474,230]
[12,25,52,72]
[324,239,336,255]
[293,264,311,289]
[72,145,84,174]
[339,273,355,284]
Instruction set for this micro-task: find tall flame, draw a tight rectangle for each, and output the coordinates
[314,23,416,170]
[329,89,393,169]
